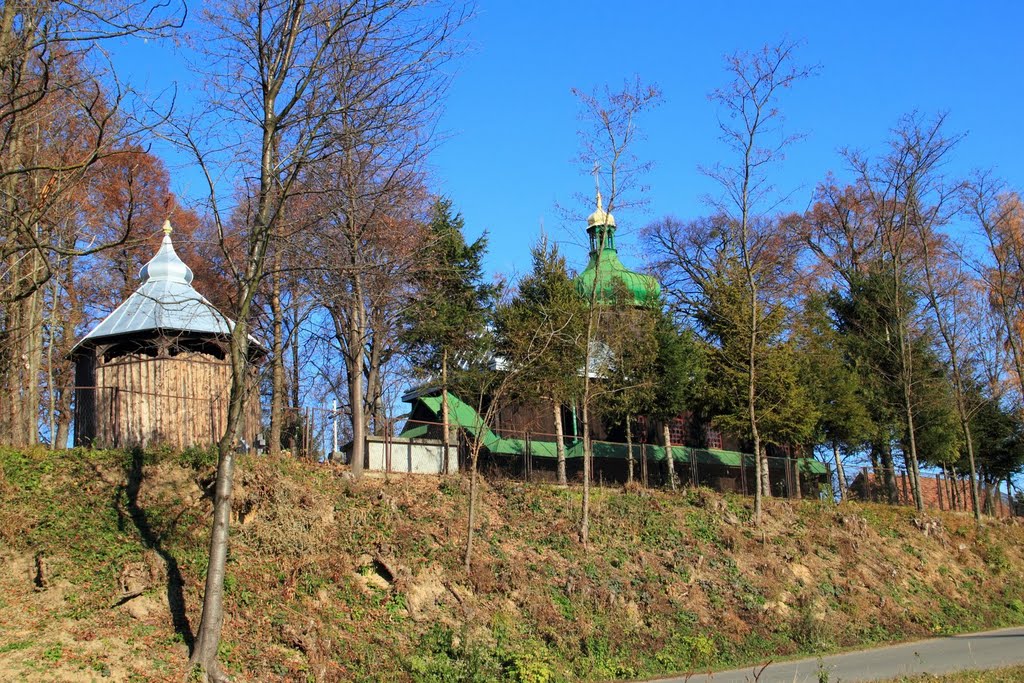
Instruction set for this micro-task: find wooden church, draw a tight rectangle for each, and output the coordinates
[73,220,261,449]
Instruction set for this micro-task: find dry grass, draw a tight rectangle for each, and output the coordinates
[1,447,1023,681]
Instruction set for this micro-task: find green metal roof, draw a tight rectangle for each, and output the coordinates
[692,448,743,467]
[414,394,502,449]
[575,245,661,307]
[799,459,828,475]
[573,208,660,307]
[400,423,430,439]
[400,392,827,475]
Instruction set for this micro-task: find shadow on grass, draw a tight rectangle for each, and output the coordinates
[117,448,196,653]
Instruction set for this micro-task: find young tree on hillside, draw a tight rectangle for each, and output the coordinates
[404,198,493,474]
[697,40,815,524]
[698,256,816,495]
[645,210,808,514]
[572,77,661,546]
[496,237,587,485]
[458,287,583,572]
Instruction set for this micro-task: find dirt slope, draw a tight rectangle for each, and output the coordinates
[1,447,1022,682]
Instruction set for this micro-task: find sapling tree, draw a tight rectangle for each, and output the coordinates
[699,39,816,524]
[571,76,661,546]
[174,2,466,678]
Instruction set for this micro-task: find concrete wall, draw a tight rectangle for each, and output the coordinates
[365,436,457,475]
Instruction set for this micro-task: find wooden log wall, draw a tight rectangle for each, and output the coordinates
[80,351,260,449]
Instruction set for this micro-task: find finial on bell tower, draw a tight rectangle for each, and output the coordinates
[162,219,173,236]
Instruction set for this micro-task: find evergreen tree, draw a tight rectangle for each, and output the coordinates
[648,308,706,489]
[699,258,815,497]
[910,344,962,471]
[495,237,587,484]
[970,394,1024,514]
[795,294,873,500]
[829,270,910,503]
[403,199,492,469]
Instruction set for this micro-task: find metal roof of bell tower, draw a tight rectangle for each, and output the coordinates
[74,220,234,349]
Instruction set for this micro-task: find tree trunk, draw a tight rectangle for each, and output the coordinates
[759,445,770,499]
[191,443,237,683]
[365,327,384,436]
[793,447,803,500]
[22,284,42,446]
[626,417,634,484]
[6,253,44,446]
[441,350,451,474]
[289,309,301,446]
[464,442,480,572]
[190,317,253,682]
[879,443,898,504]
[269,262,284,456]
[54,387,72,450]
[960,414,981,522]
[580,399,591,547]
[946,466,954,509]
[832,442,847,502]
[553,400,566,485]
[663,422,676,491]
[347,281,366,478]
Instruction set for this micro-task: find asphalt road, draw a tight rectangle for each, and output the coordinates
[645,626,1024,682]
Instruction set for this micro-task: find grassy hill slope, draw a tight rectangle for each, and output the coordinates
[1,447,1022,682]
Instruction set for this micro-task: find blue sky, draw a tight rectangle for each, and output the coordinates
[113,1,1024,281]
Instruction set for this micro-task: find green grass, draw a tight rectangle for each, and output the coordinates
[880,665,1024,682]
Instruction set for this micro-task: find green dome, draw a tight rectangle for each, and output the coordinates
[574,194,661,307]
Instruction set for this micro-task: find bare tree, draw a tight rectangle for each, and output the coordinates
[968,177,1024,403]
[571,76,661,546]
[843,112,963,512]
[308,16,457,474]
[699,40,815,524]
[172,1,466,678]
[916,222,982,520]
[464,293,565,571]
[0,1,184,446]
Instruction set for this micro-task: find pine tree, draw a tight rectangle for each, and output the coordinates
[403,199,492,470]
